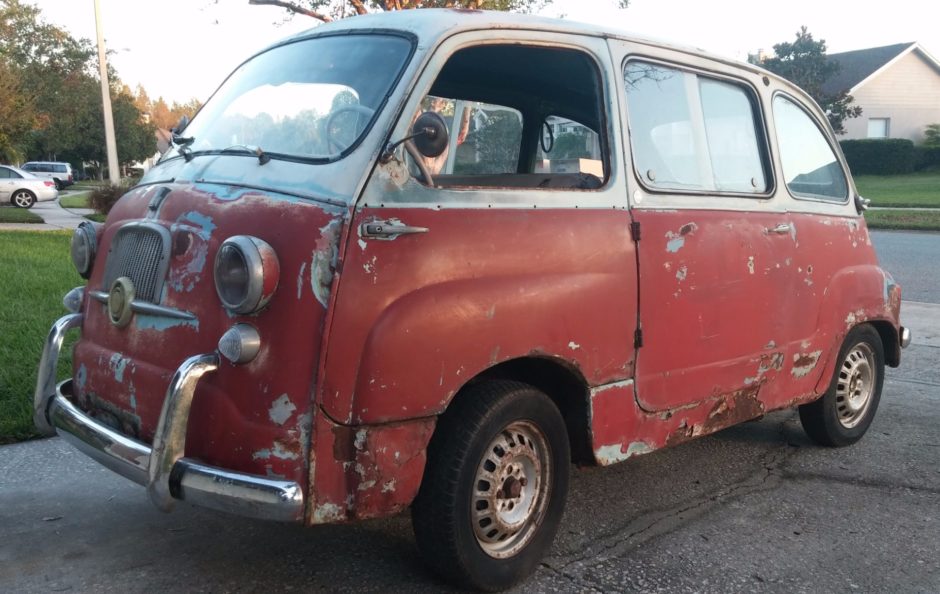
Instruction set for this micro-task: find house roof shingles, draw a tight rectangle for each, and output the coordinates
[822,42,916,95]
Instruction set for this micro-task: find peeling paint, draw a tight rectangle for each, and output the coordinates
[594,441,652,465]
[252,442,300,461]
[676,266,687,282]
[177,211,216,240]
[268,394,296,426]
[665,236,685,253]
[108,353,129,383]
[381,479,396,493]
[135,315,199,332]
[747,256,755,275]
[76,363,88,392]
[312,502,345,524]
[791,350,823,378]
[568,341,581,350]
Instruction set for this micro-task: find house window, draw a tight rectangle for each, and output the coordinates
[867,118,890,138]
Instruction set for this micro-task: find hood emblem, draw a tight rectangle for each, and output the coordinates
[108,277,136,328]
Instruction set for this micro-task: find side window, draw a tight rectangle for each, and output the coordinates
[21,164,34,172]
[624,61,768,194]
[536,116,603,177]
[418,96,523,176]
[408,44,608,190]
[0,168,11,179]
[773,95,848,201]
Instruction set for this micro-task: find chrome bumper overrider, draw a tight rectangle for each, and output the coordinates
[34,313,304,522]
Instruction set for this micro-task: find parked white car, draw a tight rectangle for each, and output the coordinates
[0,165,59,208]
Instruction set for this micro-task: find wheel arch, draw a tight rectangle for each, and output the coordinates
[447,356,594,465]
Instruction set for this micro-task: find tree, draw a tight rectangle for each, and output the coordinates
[753,26,861,134]
[924,124,940,148]
[0,59,36,161]
[245,0,629,23]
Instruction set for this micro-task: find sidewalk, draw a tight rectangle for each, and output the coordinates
[0,195,95,231]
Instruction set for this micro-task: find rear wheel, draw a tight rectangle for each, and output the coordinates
[412,381,570,591]
[53,178,62,190]
[799,324,885,447]
[12,189,36,208]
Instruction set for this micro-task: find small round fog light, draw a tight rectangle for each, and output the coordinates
[218,324,261,364]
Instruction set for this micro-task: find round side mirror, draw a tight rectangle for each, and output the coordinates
[412,111,449,158]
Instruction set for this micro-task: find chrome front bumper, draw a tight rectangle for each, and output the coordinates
[33,313,304,523]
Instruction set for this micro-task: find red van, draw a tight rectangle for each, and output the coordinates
[34,9,910,591]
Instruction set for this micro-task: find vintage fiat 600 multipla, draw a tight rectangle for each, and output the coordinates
[34,9,910,591]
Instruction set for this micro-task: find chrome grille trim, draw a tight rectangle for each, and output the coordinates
[102,223,171,303]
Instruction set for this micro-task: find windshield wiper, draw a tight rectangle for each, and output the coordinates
[220,145,271,166]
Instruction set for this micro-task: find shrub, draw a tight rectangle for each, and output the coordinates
[914,145,940,171]
[839,139,915,175]
[89,183,132,215]
[924,123,940,148]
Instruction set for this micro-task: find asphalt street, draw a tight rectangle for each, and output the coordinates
[0,231,937,593]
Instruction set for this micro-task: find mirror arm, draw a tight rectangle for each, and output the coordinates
[381,127,434,164]
[404,140,434,187]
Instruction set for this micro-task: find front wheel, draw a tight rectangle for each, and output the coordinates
[12,189,36,208]
[799,324,885,447]
[412,381,570,591]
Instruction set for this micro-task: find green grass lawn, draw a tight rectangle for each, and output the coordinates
[0,207,44,224]
[0,231,81,443]
[864,209,940,231]
[855,172,940,208]
[59,191,92,208]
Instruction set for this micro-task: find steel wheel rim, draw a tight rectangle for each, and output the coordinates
[471,420,551,559]
[835,342,876,428]
[13,191,33,207]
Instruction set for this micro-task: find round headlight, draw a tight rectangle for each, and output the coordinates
[70,221,99,279]
[213,236,279,314]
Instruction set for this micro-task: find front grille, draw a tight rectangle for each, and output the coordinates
[102,223,171,303]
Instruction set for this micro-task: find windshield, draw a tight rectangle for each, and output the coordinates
[165,34,412,163]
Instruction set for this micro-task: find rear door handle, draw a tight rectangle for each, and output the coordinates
[766,223,792,235]
[360,221,429,239]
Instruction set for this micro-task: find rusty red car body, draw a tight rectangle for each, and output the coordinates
[34,9,908,590]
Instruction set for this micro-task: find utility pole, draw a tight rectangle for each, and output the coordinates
[94,0,120,185]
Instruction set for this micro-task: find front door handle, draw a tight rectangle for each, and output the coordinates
[360,220,429,239]
[766,223,792,235]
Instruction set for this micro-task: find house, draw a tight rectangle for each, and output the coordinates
[823,42,940,142]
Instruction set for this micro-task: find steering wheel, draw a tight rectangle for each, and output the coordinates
[325,105,376,154]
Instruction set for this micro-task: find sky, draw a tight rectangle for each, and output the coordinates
[27,0,940,104]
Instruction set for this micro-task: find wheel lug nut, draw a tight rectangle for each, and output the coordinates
[520,477,527,487]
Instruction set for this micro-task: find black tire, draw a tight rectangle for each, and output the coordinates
[412,381,570,591]
[799,324,885,447]
[53,178,62,190]
[11,189,36,209]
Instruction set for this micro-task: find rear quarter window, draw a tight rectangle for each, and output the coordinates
[624,61,769,195]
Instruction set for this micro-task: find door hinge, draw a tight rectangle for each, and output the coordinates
[634,327,643,349]
[630,220,641,241]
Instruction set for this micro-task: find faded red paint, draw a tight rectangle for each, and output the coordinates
[322,207,638,426]
[74,183,345,500]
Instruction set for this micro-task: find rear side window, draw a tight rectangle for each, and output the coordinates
[54,164,67,173]
[773,95,848,201]
[624,61,768,194]
[21,164,36,171]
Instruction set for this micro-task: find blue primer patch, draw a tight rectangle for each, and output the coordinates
[666,237,685,253]
[135,315,199,332]
[109,353,129,383]
[177,211,216,240]
[193,183,255,202]
[76,364,88,391]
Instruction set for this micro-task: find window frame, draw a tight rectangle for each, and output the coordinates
[622,56,775,200]
[771,91,851,205]
[867,117,890,139]
[402,41,613,192]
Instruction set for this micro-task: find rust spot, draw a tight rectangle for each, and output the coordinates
[679,223,697,236]
[702,387,764,434]
[665,421,693,447]
[332,425,356,462]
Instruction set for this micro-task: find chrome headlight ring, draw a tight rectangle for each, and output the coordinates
[213,235,279,315]
[70,221,100,279]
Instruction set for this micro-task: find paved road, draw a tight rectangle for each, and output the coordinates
[0,231,937,593]
[871,230,940,304]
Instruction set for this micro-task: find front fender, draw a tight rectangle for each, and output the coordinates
[348,272,634,424]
